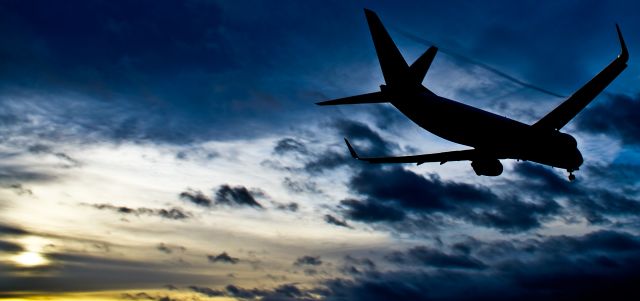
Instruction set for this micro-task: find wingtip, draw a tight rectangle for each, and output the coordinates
[344,138,359,159]
[615,23,629,62]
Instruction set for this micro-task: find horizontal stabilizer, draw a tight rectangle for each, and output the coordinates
[316,92,387,106]
[409,46,438,84]
[344,138,480,164]
[533,24,629,131]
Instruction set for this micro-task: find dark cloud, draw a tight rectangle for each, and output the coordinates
[341,255,377,276]
[3,183,33,195]
[344,167,561,232]
[387,246,487,270]
[350,168,494,211]
[1,251,209,293]
[303,119,398,174]
[282,177,322,195]
[0,240,24,253]
[511,162,640,225]
[303,151,349,174]
[324,214,352,228]
[207,252,239,264]
[294,255,322,266]
[188,286,225,297]
[214,184,263,208]
[225,284,269,299]
[26,144,80,167]
[332,119,395,156]
[87,203,191,220]
[121,292,154,300]
[175,147,219,161]
[121,293,181,301]
[275,202,299,212]
[511,162,579,196]
[0,223,29,236]
[0,165,58,184]
[156,243,185,255]
[576,93,640,145]
[178,189,212,207]
[274,138,308,155]
[317,230,640,301]
[339,199,405,223]
[345,255,376,270]
[199,283,318,301]
[570,191,640,224]
[0,1,368,144]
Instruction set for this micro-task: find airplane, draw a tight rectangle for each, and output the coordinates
[317,9,629,181]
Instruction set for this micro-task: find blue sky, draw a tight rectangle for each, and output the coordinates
[1,1,640,300]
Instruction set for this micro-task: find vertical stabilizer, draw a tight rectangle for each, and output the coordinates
[364,9,409,87]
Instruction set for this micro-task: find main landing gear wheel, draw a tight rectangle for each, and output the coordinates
[568,173,576,182]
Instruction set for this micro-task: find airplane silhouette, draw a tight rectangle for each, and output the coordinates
[317,9,628,181]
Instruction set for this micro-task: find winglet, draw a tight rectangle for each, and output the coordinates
[344,138,359,159]
[616,24,629,62]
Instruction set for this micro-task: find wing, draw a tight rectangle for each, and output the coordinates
[533,25,628,131]
[344,138,480,165]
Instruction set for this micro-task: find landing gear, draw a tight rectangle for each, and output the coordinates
[568,172,576,182]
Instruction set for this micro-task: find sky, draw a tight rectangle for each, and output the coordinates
[1,0,640,300]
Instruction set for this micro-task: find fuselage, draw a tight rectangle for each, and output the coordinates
[390,90,583,171]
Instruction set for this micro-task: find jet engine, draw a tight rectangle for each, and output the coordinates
[471,159,503,176]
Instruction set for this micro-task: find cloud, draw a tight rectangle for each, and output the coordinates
[331,119,395,156]
[324,214,351,228]
[282,177,322,195]
[214,185,263,208]
[0,223,30,236]
[339,199,405,223]
[1,251,211,293]
[3,183,33,195]
[576,93,640,145]
[387,246,487,270]
[121,292,155,300]
[27,144,80,167]
[273,138,309,155]
[188,286,225,297]
[341,255,377,276]
[156,243,185,255]
[122,292,183,301]
[207,252,239,264]
[0,240,24,253]
[275,202,299,212]
[301,119,398,174]
[190,283,316,301]
[178,189,212,207]
[343,167,561,232]
[225,284,269,299]
[87,203,191,220]
[511,162,640,225]
[317,230,640,301]
[0,165,58,184]
[294,255,322,266]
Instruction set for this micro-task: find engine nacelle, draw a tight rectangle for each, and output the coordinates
[471,159,503,176]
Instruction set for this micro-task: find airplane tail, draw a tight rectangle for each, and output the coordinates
[364,9,409,88]
[316,9,437,106]
[364,9,438,88]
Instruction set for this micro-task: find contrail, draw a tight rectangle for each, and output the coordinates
[392,27,566,98]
